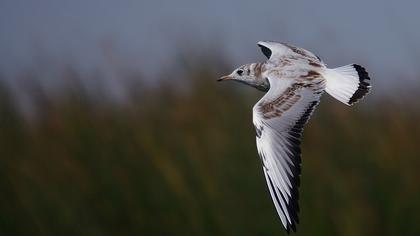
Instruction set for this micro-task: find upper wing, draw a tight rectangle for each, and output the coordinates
[258,41,321,63]
[253,73,325,233]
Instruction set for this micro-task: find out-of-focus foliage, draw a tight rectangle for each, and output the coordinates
[0,61,419,236]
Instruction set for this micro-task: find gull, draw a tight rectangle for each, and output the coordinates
[218,41,371,233]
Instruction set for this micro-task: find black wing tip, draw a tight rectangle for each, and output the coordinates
[285,221,298,234]
[266,172,300,234]
[349,64,371,105]
[286,203,300,233]
[258,43,272,59]
[290,222,297,232]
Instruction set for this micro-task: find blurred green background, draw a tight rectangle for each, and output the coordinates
[2,0,420,235]
[0,61,419,236]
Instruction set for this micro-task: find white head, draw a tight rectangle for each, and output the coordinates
[218,63,270,92]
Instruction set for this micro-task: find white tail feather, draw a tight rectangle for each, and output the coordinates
[324,64,371,106]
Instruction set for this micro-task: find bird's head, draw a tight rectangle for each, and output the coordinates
[218,63,269,92]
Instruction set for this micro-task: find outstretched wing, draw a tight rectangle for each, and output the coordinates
[258,41,321,62]
[253,73,325,233]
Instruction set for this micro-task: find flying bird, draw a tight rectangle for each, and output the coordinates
[218,41,371,233]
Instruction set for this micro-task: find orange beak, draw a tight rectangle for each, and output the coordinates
[217,75,233,82]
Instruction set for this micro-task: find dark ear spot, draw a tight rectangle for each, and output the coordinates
[258,44,272,59]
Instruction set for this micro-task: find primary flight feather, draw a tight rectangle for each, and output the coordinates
[218,41,371,234]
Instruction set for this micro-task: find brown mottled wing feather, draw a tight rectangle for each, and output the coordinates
[280,43,321,61]
[253,74,324,233]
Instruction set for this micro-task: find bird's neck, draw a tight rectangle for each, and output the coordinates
[250,63,270,92]
[251,63,264,79]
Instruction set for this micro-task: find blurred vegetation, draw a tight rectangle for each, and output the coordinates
[0,59,419,236]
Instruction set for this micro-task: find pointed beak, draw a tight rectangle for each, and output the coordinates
[217,75,232,82]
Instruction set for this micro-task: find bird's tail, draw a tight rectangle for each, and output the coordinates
[324,64,371,105]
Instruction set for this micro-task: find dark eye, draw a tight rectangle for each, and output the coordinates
[237,69,243,76]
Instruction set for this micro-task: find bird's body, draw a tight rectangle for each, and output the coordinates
[219,41,371,234]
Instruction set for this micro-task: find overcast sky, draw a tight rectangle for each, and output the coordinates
[1,0,420,92]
